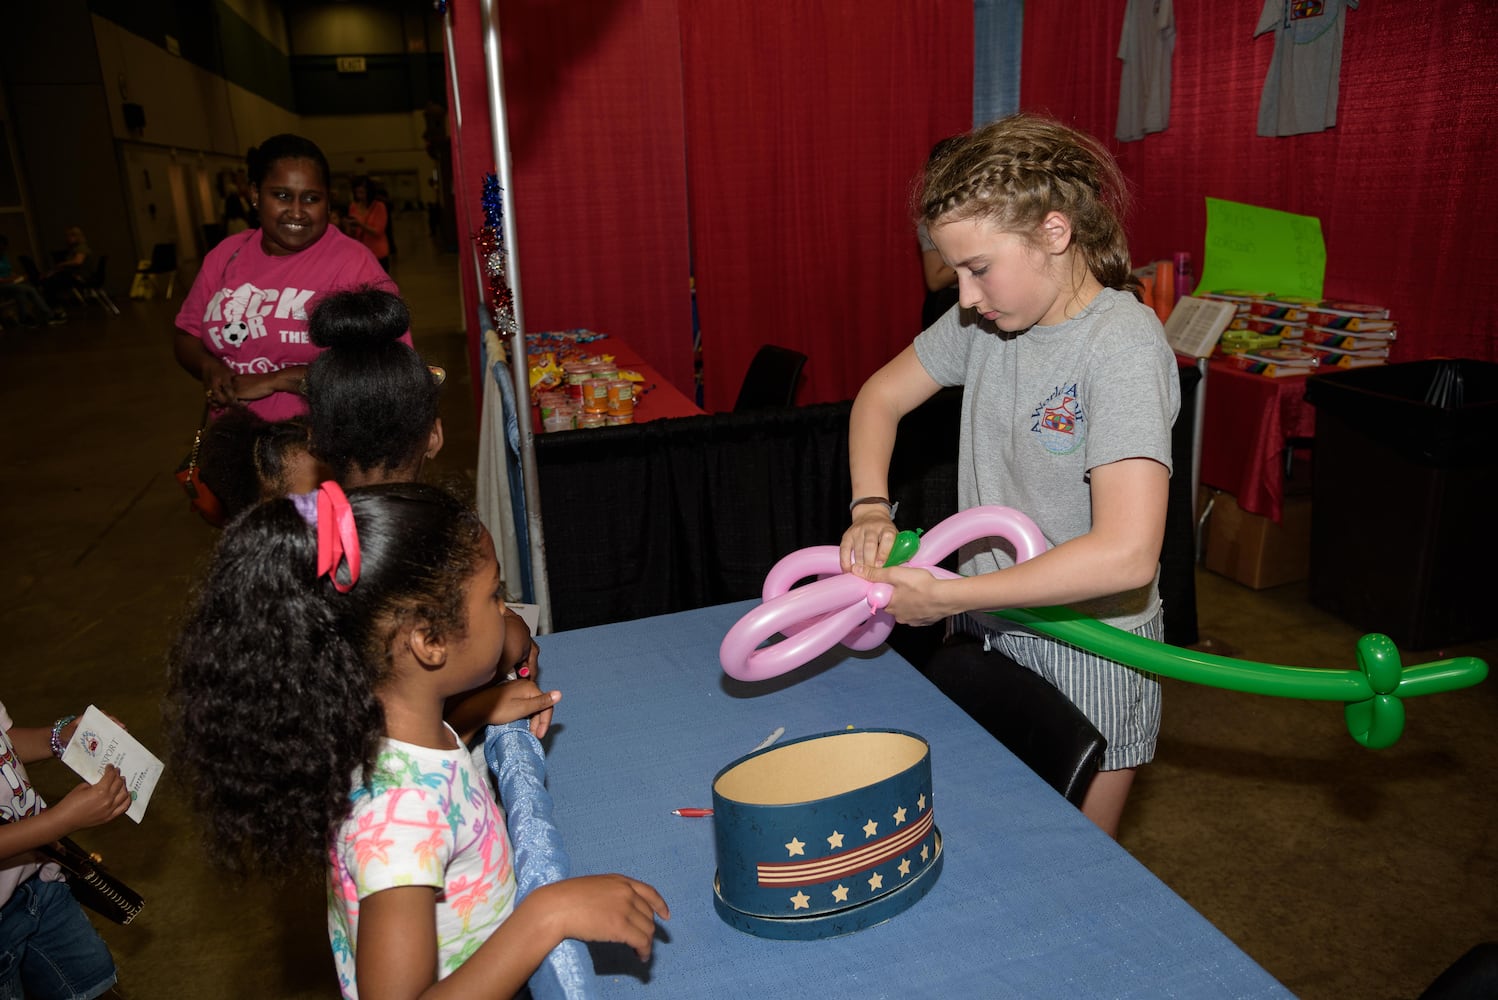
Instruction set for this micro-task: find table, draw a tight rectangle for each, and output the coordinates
[533,601,1291,998]
[1199,358,1317,522]
[527,331,703,430]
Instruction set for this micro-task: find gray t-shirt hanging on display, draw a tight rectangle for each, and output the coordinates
[1255,0,1359,137]
[1116,0,1176,142]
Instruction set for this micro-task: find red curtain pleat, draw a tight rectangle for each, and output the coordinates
[449,0,697,399]
[680,3,973,409]
[1020,0,1497,362]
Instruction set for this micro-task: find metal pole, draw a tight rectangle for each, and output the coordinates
[1191,356,1208,561]
[479,0,552,633]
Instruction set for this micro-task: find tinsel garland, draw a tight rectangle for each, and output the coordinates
[478,173,517,335]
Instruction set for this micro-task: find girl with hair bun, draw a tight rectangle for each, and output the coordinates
[304,286,442,486]
[304,284,541,750]
[841,113,1180,839]
[167,482,669,997]
[172,133,410,421]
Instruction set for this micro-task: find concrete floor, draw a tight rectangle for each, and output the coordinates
[2,223,1493,999]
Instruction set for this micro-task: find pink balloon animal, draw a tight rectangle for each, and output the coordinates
[719,506,1049,681]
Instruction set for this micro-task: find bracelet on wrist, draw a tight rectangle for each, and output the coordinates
[50,715,77,759]
[849,496,898,519]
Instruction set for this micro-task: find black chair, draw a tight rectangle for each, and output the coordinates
[73,256,120,316]
[732,344,807,411]
[18,255,41,285]
[922,637,1106,807]
[135,242,178,298]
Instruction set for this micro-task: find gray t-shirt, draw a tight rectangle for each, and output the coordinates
[1254,0,1358,137]
[1116,0,1176,142]
[913,286,1180,630]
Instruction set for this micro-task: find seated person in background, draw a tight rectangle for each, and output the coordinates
[304,286,540,705]
[40,227,90,307]
[196,410,326,522]
[0,235,65,327]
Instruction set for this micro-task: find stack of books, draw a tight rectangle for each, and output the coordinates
[1199,292,1396,376]
[1218,343,1320,378]
[1296,300,1395,369]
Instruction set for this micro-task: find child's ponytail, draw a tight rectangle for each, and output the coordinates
[167,482,486,875]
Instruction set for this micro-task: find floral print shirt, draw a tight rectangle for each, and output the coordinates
[327,729,516,998]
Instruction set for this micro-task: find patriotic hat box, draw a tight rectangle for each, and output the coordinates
[710,728,943,939]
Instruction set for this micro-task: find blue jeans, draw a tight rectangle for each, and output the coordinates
[0,875,117,1000]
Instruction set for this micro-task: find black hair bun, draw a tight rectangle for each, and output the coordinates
[308,287,410,349]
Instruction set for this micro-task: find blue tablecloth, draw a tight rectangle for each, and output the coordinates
[535,600,1290,998]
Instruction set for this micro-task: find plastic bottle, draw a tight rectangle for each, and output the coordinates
[1173,252,1193,303]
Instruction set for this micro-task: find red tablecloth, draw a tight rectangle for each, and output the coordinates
[1198,358,1317,523]
[527,332,703,430]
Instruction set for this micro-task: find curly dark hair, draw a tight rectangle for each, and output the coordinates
[197,411,315,520]
[305,287,440,480]
[165,482,487,875]
[915,113,1135,292]
[246,133,331,190]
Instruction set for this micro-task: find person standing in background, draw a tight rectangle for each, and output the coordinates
[917,137,962,330]
[345,176,391,272]
[172,134,405,421]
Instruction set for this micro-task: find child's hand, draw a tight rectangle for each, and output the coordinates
[850,562,953,626]
[840,507,899,573]
[531,874,670,961]
[54,766,130,831]
[515,637,540,681]
[486,679,560,739]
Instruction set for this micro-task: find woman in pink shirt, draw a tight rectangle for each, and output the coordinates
[172,135,405,422]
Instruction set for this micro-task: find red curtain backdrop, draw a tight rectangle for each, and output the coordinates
[447,1,695,401]
[681,3,974,409]
[1020,0,1498,363]
[449,3,971,410]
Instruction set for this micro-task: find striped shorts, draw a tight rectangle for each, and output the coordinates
[951,610,1164,771]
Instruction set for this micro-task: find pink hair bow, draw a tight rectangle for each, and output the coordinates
[315,481,361,593]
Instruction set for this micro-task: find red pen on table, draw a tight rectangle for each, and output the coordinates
[671,807,713,818]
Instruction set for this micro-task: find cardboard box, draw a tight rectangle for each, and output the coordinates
[1203,492,1312,589]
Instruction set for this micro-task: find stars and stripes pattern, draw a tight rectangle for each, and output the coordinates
[754,793,935,912]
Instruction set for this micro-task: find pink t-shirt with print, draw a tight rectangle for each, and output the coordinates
[175,226,408,422]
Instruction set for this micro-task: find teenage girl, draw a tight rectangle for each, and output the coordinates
[167,482,668,997]
[841,113,1180,838]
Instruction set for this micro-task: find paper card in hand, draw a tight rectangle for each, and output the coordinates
[60,705,163,823]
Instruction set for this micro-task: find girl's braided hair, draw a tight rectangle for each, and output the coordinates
[916,113,1135,292]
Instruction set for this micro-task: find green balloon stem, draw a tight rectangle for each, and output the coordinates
[982,606,1485,748]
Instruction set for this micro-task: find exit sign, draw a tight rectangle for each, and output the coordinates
[336,57,367,74]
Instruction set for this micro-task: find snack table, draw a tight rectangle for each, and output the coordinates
[526,331,703,429]
[534,600,1291,997]
[1199,357,1317,522]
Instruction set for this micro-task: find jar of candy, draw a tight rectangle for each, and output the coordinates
[563,363,593,403]
[581,378,611,414]
[606,380,635,415]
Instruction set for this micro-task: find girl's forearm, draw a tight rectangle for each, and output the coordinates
[8,724,58,764]
[0,809,68,865]
[939,532,1161,617]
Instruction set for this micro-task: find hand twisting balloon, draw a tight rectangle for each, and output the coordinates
[719,506,1048,683]
[720,506,1489,749]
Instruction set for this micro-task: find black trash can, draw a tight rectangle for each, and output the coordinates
[1304,360,1498,649]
